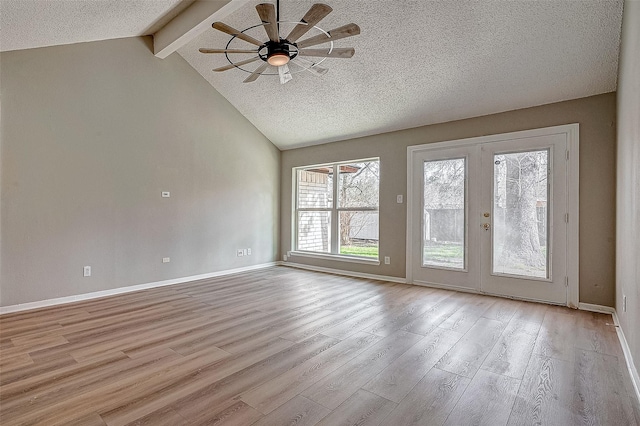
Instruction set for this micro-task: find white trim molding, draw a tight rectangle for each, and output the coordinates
[407,123,580,152]
[282,261,406,284]
[0,262,278,315]
[613,311,640,406]
[566,124,580,309]
[577,302,616,314]
[289,251,380,265]
[578,304,640,405]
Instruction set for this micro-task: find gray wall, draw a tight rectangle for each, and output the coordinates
[616,0,640,384]
[281,93,617,307]
[0,36,280,306]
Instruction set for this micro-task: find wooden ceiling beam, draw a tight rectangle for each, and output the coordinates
[153,0,251,59]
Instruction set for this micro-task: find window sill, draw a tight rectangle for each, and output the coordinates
[289,251,381,265]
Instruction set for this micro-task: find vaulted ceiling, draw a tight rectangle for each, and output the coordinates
[0,0,194,51]
[1,0,624,150]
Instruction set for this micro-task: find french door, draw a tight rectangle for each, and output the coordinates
[407,125,578,306]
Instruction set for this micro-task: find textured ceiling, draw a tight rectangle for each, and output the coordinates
[0,0,194,52]
[1,1,624,150]
[178,0,623,149]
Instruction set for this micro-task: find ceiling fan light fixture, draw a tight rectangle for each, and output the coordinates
[266,43,291,66]
[267,52,290,66]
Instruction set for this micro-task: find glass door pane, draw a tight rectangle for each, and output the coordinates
[422,158,466,269]
[492,150,549,278]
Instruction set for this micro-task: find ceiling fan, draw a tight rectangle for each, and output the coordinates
[199,1,360,84]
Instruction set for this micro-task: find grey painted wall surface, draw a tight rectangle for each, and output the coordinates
[281,93,617,307]
[616,0,640,385]
[1,36,280,306]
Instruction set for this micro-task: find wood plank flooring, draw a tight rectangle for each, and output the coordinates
[1,266,639,425]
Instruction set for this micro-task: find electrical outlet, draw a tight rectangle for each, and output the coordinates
[283,254,288,261]
[384,256,390,264]
[161,192,170,198]
[623,295,627,312]
[162,257,170,263]
[247,248,252,255]
[237,249,244,257]
[83,266,91,277]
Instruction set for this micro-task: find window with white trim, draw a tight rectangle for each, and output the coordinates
[294,159,380,259]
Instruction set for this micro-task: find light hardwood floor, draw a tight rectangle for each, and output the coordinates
[1,267,639,425]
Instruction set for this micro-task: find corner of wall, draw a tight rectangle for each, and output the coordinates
[616,0,640,385]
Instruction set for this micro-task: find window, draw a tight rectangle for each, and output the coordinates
[294,159,380,260]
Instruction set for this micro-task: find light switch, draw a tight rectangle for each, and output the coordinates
[162,192,170,198]
[397,195,403,203]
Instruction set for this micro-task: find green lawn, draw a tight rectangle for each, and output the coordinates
[340,245,379,258]
[423,242,464,268]
[424,244,464,259]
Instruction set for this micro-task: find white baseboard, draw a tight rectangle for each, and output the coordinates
[0,262,278,315]
[612,311,640,406]
[281,261,406,284]
[577,302,616,314]
[561,304,639,404]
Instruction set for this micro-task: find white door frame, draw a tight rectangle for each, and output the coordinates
[406,124,579,308]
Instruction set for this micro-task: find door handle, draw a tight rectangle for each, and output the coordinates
[481,223,490,231]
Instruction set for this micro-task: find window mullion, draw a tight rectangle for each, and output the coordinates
[336,207,379,212]
[331,164,339,254]
[294,168,298,251]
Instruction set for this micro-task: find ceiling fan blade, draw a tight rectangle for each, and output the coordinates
[298,47,355,58]
[285,3,333,42]
[296,23,360,49]
[244,62,269,83]
[278,64,293,84]
[199,48,258,54]
[213,57,260,72]
[256,3,280,43]
[212,22,264,46]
